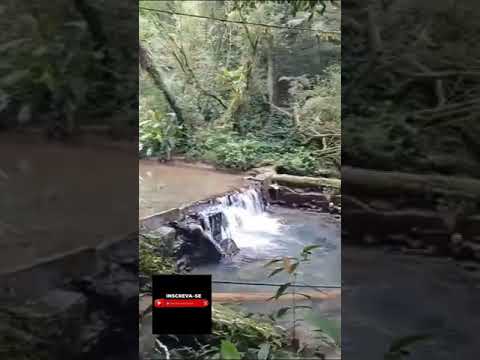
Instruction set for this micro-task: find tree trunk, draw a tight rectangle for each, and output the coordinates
[343,166,480,199]
[267,33,276,112]
[139,45,186,126]
[271,174,341,190]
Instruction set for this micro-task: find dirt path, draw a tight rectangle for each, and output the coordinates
[139,160,245,218]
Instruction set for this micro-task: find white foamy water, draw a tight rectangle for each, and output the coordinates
[202,187,283,251]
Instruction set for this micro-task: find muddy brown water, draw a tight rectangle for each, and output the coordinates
[139,160,245,218]
[0,134,137,274]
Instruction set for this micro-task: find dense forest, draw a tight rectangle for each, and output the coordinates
[0,0,138,136]
[139,1,340,177]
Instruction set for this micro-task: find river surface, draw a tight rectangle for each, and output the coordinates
[194,206,341,290]
[0,134,137,273]
[193,191,342,356]
[139,161,341,356]
[139,160,244,218]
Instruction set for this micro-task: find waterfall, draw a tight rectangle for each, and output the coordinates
[200,187,282,252]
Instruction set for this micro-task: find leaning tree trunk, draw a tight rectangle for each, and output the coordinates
[139,45,186,126]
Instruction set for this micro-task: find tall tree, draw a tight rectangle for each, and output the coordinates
[139,45,186,126]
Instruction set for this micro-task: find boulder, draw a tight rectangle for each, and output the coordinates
[170,221,223,264]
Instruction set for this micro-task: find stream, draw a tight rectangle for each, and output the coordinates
[194,188,341,289]
[139,162,341,356]
[193,188,341,354]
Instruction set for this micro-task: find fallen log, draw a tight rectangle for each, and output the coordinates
[271,174,341,190]
[343,166,480,199]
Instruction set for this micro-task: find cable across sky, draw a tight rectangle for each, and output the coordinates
[139,6,340,36]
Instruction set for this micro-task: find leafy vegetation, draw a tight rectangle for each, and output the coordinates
[1,1,136,134]
[139,233,176,277]
[265,244,340,351]
[139,0,340,176]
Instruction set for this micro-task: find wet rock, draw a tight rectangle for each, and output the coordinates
[219,238,240,257]
[153,225,176,244]
[170,221,223,264]
[176,254,192,272]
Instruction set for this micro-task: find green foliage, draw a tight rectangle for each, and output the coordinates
[139,233,176,276]
[139,0,340,177]
[265,245,339,351]
[231,0,337,17]
[139,107,178,159]
[186,128,326,175]
[187,130,272,170]
[212,305,285,350]
[1,14,92,127]
[220,340,242,360]
[1,3,136,131]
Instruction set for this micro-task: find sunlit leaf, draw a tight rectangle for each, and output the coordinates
[220,340,241,360]
[267,282,291,301]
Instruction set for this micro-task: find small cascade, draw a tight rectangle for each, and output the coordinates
[200,187,283,252]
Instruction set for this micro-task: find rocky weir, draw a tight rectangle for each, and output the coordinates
[140,177,341,273]
[139,173,342,360]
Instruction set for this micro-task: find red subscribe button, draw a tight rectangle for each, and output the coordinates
[154,299,209,308]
